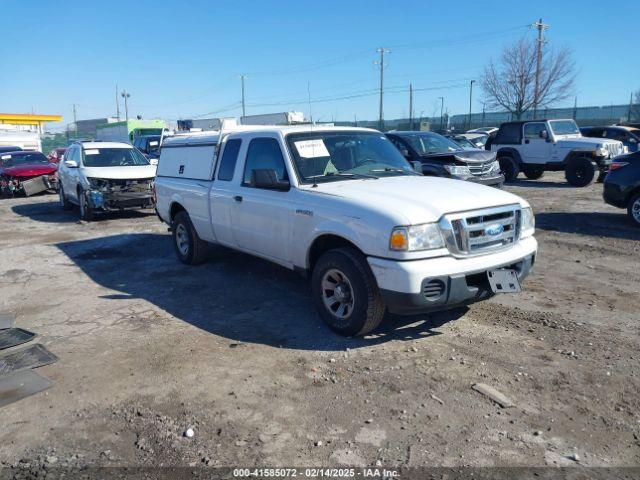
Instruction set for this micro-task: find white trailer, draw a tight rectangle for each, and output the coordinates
[0,128,42,151]
[240,111,305,126]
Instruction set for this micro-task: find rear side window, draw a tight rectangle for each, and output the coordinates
[242,138,288,185]
[494,124,521,144]
[217,138,242,181]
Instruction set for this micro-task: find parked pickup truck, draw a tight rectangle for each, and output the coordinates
[155,126,537,336]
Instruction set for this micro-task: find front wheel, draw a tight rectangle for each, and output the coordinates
[565,157,596,187]
[498,156,520,182]
[311,247,385,336]
[628,192,640,227]
[78,190,94,221]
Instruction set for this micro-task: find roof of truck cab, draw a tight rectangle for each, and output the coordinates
[162,125,379,147]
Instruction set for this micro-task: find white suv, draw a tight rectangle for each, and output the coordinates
[58,141,157,220]
[490,119,625,186]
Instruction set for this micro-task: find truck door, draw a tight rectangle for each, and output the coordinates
[522,122,551,164]
[209,138,243,248]
[229,136,294,263]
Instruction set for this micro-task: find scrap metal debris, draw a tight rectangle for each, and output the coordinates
[0,369,53,408]
[472,383,514,408]
[0,344,58,375]
[0,328,36,350]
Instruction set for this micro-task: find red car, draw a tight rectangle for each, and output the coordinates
[0,151,59,197]
[48,147,67,163]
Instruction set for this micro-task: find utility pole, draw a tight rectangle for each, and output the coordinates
[573,96,578,120]
[468,80,475,130]
[240,75,246,117]
[532,18,550,119]
[115,84,120,120]
[72,104,78,136]
[376,47,390,131]
[438,96,444,131]
[629,92,633,123]
[409,83,413,130]
[121,90,130,121]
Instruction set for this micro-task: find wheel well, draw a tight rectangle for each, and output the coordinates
[308,234,362,272]
[170,202,186,221]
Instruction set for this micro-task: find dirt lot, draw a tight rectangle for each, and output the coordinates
[0,172,639,472]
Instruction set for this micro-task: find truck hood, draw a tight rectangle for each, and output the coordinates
[81,165,157,180]
[556,136,621,148]
[306,175,526,224]
[0,163,57,178]
[421,149,496,164]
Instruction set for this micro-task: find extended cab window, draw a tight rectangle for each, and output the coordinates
[242,138,288,186]
[217,138,242,181]
[523,123,547,140]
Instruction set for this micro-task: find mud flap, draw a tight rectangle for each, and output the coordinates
[0,328,36,350]
[0,313,14,330]
[0,369,53,408]
[0,344,58,375]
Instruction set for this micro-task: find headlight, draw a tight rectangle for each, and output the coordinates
[443,164,471,176]
[490,160,500,173]
[520,207,535,238]
[390,223,444,251]
[87,177,101,189]
[595,146,608,157]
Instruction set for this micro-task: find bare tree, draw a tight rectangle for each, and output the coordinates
[481,37,575,119]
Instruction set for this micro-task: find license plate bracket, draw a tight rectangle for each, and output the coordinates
[487,269,521,293]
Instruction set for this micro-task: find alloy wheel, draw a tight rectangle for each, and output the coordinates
[321,268,355,320]
[175,223,190,256]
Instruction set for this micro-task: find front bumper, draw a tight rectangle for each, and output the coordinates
[602,180,629,209]
[88,190,155,211]
[368,236,537,314]
[463,173,504,187]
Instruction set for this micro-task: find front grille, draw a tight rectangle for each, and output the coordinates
[468,162,496,177]
[439,204,520,257]
[606,143,623,158]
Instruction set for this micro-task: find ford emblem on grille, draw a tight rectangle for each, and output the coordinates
[485,224,504,236]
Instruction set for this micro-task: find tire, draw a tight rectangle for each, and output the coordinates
[565,157,596,187]
[59,185,73,210]
[172,210,209,265]
[78,189,94,221]
[627,192,640,227]
[523,165,545,180]
[498,156,520,182]
[311,247,385,336]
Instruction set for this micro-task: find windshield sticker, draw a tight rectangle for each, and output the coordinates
[294,139,330,158]
[84,149,100,155]
[149,141,159,146]
[1,155,10,160]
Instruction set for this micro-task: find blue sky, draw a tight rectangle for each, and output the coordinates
[0,0,637,130]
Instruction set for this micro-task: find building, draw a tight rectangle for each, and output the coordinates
[0,113,63,134]
[71,117,118,139]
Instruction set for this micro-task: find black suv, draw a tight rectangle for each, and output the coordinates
[603,151,640,226]
[133,135,162,160]
[386,131,504,187]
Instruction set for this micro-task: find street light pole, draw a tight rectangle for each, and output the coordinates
[240,75,246,117]
[468,80,475,130]
[121,90,130,121]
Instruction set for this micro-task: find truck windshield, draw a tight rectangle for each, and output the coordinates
[286,131,415,183]
[82,148,150,167]
[549,120,580,136]
[397,132,462,154]
[0,152,49,166]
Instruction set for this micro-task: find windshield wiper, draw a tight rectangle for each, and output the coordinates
[368,168,417,175]
[306,172,378,180]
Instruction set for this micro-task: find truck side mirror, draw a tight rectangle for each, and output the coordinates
[251,169,290,191]
[410,161,423,174]
[539,130,548,140]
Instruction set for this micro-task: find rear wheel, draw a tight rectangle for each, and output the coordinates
[78,189,94,221]
[311,247,385,336]
[59,185,73,210]
[523,165,545,180]
[172,211,209,264]
[565,157,596,187]
[498,156,520,182]
[627,192,640,227]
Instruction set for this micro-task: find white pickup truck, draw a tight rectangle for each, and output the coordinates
[155,126,537,336]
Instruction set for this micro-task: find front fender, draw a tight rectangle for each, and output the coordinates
[298,219,371,270]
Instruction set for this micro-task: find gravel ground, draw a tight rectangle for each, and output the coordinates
[0,172,639,472]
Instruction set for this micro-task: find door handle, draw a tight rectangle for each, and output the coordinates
[233,195,243,202]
